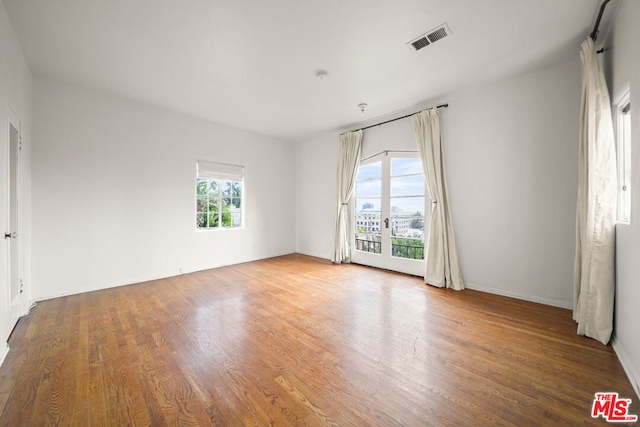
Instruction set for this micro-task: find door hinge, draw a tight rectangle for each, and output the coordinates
[19,279,23,293]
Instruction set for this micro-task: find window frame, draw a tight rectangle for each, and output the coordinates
[196,161,244,230]
[615,90,631,224]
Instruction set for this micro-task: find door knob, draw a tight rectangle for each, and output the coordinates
[4,232,16,239]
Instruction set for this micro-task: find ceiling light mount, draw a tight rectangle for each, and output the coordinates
[316,70,328,81]
[358,103,368,116]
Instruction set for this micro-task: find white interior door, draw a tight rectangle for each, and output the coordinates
[4,116,22,335]
[351,152,429,276]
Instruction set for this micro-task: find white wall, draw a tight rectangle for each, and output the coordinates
[296,58,580,309]
[605,0,640,398]
[0,2,32,350]
[295,133,337,259]
[32,77,296,300]
[445,59,580,307]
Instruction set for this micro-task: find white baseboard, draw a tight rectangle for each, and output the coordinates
[612,336,640,400]
[464,282,573,309]
[33,251,297,303]
[291,259,575,309]
[24,300,36,316]
[0,342,9,368]
[296,249,331,261]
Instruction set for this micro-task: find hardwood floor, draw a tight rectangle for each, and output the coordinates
[0,254,637,426]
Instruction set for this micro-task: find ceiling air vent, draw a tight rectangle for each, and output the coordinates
[407,23,451,51]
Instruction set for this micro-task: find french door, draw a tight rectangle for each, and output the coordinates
[351,152,429,276]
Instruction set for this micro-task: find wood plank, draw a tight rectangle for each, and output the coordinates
[0,254,637,426]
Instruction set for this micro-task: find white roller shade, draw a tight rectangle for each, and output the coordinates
[197,161,244,181]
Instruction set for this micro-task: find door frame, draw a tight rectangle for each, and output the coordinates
[350,151,426,277]
[4,109,23,337]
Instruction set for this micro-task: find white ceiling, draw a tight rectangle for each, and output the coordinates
[4,0,604,142]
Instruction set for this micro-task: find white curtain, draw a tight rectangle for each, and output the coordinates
[412,109,464,290]
[573,37,617,345]
[332,130,363,263]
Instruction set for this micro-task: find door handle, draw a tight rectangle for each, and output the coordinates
[4,232,16,239]
[384,218,389,229]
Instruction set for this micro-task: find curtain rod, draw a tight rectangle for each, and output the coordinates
[342,103,449,135]
[590,0,611,42]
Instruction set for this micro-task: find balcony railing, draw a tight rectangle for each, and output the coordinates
[355,239,424,260]
[392,243,424,260]
[355,239,381,254]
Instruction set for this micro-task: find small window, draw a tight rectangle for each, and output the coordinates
[196,161,244,229]
[616,93,631,223]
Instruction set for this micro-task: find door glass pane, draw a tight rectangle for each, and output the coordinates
[355,204,382,254]
[390,197,425,260]
[355,161,382,255]
[391,158,423,176]
[390,157,425,260]
[356,179,381,197]
[357,161,381,179]
[391,175,425,197]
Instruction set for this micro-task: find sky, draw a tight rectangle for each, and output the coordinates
[356,157,426,214]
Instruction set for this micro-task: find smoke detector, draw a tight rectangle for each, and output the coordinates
[407,23,452,51]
